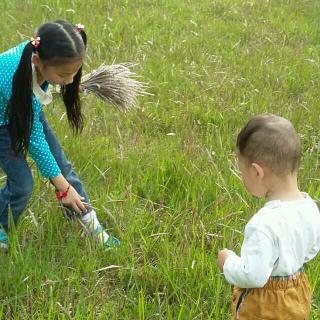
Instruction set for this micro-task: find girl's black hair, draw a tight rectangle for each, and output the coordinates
[6,20,87,156]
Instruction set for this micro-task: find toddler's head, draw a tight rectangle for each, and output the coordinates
[236,114,300,197]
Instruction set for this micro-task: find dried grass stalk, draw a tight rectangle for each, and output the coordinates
[80,63,150,111]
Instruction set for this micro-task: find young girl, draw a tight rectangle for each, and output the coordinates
[0,20,120,250]
[218,114,320,319]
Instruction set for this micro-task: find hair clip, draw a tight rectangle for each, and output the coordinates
[75,24,85,32]
[30,36,40,49]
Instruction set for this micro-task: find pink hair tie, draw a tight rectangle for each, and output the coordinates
[75,24,85,32]
[30,36,40,49]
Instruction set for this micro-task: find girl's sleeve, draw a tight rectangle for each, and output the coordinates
[29,109,61,179]
[223,225,278,288]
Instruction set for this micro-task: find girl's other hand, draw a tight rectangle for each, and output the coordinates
[61,184,87,214]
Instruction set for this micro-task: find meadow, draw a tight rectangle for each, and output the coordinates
[0,0,320,318]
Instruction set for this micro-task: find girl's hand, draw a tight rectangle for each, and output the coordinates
[218,248,234,270]
[60,184,87,214]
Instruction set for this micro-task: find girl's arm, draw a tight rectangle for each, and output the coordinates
[28,109,86,214]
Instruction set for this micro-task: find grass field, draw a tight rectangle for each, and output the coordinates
[1,0,320,319]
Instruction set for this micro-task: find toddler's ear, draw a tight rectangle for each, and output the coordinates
[252,162,265,179]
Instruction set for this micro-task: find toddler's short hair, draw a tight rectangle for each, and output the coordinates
[236,114,301,176]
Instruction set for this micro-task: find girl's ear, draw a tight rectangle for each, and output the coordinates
[252,162,265,179]
[31,53,41,67]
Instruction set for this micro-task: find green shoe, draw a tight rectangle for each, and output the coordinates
[0,229,8,250]
[93,226,120,250]
[105,235,121,249]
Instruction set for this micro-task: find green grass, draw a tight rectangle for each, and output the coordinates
[1,0,320,318]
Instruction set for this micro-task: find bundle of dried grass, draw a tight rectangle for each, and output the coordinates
[80,63,149,111]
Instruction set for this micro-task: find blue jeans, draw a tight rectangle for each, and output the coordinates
[0,111,89,230]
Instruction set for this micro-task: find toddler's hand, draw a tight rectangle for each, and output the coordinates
[218,248,234,270]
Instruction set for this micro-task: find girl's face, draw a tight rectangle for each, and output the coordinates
[42,59,83,85]
[32,54,83,86]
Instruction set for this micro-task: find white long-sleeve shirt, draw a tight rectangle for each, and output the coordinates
[223,193,320,288]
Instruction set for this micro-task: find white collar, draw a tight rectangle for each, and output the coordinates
[264,192,309,209]
[32,63,53,105]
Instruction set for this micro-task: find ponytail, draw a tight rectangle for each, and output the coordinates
[5,42,34,155]
[61,67,84,133]
[60,27,87,134]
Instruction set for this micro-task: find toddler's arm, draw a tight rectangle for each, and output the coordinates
[222,225,278,288]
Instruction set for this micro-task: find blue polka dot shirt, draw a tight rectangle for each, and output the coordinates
[0,42,61,179]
